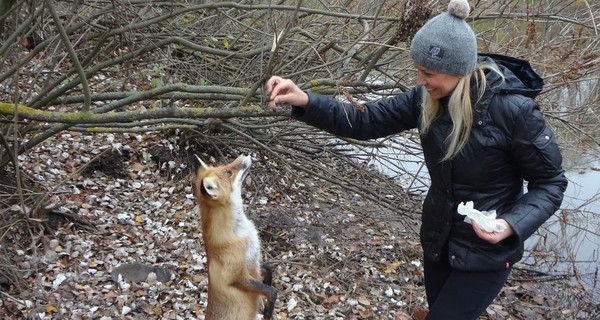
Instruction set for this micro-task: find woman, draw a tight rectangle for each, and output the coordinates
[266,0,567,319]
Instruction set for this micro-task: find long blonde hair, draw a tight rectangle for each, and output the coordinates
[419,63,501,161]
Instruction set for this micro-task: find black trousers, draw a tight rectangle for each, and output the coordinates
[424,253,511,320]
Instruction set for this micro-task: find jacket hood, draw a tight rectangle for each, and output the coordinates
[478,53,544,99]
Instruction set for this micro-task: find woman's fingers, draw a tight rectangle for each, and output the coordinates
[472,220,499,243]
[471,219,513,244]
[266,76,309,108]
[267,76,286,99]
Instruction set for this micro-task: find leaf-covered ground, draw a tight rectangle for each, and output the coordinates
[1,132,597,319]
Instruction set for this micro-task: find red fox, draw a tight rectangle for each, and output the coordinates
[192,154,277,320]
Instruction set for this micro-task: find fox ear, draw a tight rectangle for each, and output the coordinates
[201,177,219,199]
[193,155,209,171]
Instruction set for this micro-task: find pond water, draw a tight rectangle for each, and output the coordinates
[527,152,600,300]
[356,137,600,300]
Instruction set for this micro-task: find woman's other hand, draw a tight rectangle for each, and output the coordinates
[472,219,514,244]
[266,76,309,109]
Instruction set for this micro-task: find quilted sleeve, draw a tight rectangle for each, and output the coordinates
[501,97,568,242]
[290,87,423,140]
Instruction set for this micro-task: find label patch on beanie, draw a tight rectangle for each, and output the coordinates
[428,46,444,60]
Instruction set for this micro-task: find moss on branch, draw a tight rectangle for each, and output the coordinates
[0,102,276,124]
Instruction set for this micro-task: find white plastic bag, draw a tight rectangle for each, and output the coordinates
[457,201,507,233]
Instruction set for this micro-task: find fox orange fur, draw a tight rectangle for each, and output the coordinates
[193,154,277,320]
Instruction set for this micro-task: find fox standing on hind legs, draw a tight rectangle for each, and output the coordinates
[193,154,277,320]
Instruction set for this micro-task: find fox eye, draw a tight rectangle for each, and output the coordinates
[226,170,233,177]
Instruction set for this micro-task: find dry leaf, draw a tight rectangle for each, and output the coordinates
[194,306,204,316]
[153,306,164,316]
[131,162,145,172]
[359,309,372,318]
[45,305,58,313]
[413,306,428,320]
[395,311,412,320]
[339,86,365,112]
[358,297,371,306]
[533,295,545,305]
[269,100,277,112]
[562,309,574,315]
[325,295,340,304]
[384,260,402,274]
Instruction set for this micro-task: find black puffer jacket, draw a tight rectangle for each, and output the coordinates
[291,54,568,271]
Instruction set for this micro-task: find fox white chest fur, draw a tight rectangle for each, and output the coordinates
[193,154,276,320]
[231,204,261,267]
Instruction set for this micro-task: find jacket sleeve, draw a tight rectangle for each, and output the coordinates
[290,87,423,140]
[501,97,568,242]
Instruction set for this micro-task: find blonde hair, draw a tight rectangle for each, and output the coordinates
[419,63,502,161]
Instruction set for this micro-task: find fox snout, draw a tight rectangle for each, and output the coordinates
[239,155,251,181]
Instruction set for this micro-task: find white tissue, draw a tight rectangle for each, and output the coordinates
[457,201,507,233]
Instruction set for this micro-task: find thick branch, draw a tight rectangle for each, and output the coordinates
[53,86,251,105]
[0,102,275,124]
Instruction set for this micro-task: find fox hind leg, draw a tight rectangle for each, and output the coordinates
[261,263,273,286]
[234,277,277,320]
[250,279,277,320]
[260,263,276,319]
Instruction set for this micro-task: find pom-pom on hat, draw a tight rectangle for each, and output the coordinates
[410,0,477,76]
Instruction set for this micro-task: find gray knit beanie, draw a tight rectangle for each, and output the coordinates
[410,0,477,76]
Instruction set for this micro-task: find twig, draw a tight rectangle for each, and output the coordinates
[546,114,600,148]
[241,2,303,108]
[47,0,91,111]
[0,291,30,307]
[46,208,96,231]
[0,131,16,172]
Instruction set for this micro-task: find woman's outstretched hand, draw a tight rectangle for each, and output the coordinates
[472,219,514,244]
[266,76,309,109]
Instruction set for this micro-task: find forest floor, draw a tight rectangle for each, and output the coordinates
[0,131,598,320]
